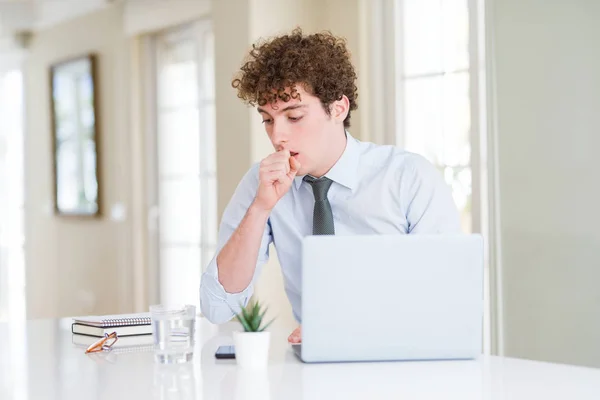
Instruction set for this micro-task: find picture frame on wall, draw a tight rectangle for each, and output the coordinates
[49,54,101,217]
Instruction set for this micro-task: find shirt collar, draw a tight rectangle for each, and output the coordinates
[294,131,360,191]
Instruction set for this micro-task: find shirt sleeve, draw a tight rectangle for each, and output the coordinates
[402,154,463,234]
[199,163,273,324]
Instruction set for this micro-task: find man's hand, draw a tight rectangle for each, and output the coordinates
[254,150,301,211]
[288,326,302,344]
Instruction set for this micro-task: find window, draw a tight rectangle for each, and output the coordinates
[0,66,28,400]
[397,0,474,234]
[150,21,217,307]
[386,0,491,353]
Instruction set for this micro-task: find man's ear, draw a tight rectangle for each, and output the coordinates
[330,95,350,124]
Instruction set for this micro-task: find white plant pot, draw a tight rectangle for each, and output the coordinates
[233,331,271,369]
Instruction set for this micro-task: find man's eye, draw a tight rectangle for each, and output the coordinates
[262,119,273,124]
[289,116,303,122]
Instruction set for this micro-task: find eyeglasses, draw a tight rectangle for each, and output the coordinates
[85,332,119,353]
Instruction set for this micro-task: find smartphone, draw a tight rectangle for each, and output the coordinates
[215,345,236,359]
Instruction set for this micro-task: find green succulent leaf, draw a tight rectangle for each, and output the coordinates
[241,303,252,322]
[251,309,262,331]
[231,299,276,332]
[235,313,252,332]
[257,308,269,329]
[258,317,275,332]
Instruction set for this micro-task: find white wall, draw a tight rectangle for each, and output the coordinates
[24,3,133,318]
[123,0,210,36]
[493,0,600,368]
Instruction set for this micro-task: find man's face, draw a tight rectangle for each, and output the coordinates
[257,85,342,177]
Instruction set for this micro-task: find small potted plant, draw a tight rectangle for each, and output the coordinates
[231,300,275,369]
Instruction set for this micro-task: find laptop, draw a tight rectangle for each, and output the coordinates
[294,234,484,363]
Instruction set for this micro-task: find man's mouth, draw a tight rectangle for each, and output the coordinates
[291,152,299,157]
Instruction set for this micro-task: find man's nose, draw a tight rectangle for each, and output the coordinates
[271,120,290,147]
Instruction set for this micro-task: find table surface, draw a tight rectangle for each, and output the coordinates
[1,317,600,400]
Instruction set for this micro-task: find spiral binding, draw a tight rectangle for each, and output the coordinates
[101,316,151,327]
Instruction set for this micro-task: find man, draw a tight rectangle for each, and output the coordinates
[200,28,461,343]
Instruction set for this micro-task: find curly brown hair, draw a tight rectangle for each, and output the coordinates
[231,28,358,128]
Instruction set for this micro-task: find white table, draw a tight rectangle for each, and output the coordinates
[1,317,600,399]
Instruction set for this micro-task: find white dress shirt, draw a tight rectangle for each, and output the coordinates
[200,133,461,323]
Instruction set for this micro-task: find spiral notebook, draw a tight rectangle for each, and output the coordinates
[71,312,153,337]
[73,312,151,328]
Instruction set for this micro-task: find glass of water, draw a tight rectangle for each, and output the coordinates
[150,304,196,364]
